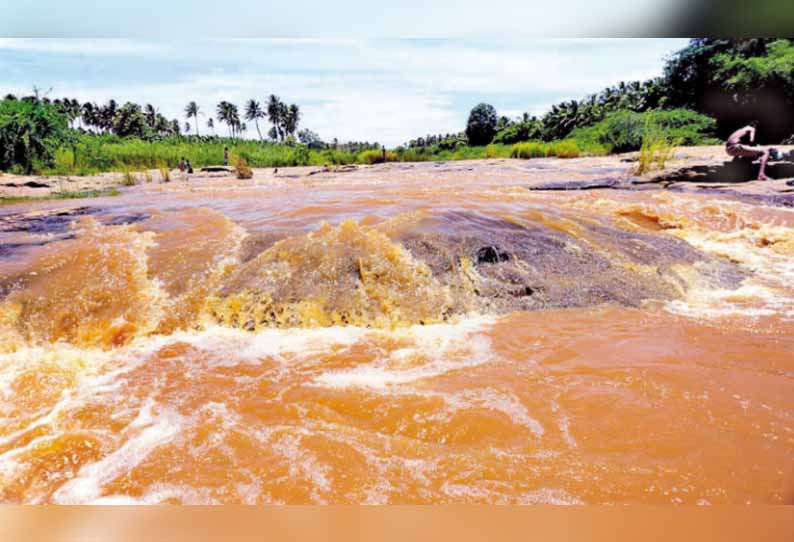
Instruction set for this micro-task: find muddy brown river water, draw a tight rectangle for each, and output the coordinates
[0,157,792,504]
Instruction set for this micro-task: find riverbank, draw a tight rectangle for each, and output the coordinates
[2,146,793,205]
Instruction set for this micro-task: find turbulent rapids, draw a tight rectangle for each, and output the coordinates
[1,158,793,504]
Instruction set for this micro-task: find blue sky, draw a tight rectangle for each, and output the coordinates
[0,39,689,146]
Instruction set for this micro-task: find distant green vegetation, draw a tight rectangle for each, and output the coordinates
[0,97,72,174]
[570,109,719,154]
[2,39,792,176]
[510,139,608,159]
[36,109,711,175]
[45,134,331,175]
[35,135,619,176]
[406,38,794,151]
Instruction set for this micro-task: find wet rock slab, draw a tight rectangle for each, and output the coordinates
[229,210,748,324]
[526,178,623,191]
[396,211,744,314]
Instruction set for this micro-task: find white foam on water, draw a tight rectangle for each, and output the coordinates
[441,388,544,438]
[87,484,220,505]
[557,412,577,449]
[312,316,497,389]
[665,282,783,319]
[550,399,577,449]
[238,325,368,363]
[123,323,369,369]
[52,399,184,504]
[665,222,794,320]
[269,433,332,504]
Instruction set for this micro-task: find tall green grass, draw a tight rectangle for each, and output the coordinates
[46,135,359,175]
[358,149,398,164]
[570,109,718,154]
[634,118,682,175]
[40,130,647,177]
[511,142,548,159]
[509,139,608,159]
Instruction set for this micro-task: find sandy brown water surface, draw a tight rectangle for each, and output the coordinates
[0,156,792,504]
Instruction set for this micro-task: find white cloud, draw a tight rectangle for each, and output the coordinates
[0,39,688,145]
[304,92,459,144]
[0,39,166,55]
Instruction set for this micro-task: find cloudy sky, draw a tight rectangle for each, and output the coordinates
[0,39,688,146]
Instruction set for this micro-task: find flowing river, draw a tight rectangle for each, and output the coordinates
[1,158,792,504]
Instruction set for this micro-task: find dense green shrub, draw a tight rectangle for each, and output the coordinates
[571,109,718,153]
[492,121,543,144]
[437,135,467,151]
[0,98,71,173]
[665,39,794,142]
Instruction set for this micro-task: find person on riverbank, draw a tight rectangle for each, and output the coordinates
[223,146,229,166]
[726,123,771,181]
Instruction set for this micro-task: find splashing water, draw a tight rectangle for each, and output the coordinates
[1,166,792,504]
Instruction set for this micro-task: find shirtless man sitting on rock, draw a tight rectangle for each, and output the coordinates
[726,123,771,180]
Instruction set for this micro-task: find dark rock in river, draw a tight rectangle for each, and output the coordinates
[527,178,622,191]
[396,210,745,315]
[476,245,510,263]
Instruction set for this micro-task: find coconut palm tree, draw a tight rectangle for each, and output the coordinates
[284,104,301,136]
[216,101,233,138]
[68,98,82,129]
[244,99,265,140]
[267,95,284,141]
[82,102,100,133]
[185,101,200,136]
[155,114,170,135]
[207,117,215,135]
[228,104,241,139]
[100,100,117,134]
[216,101,241,138]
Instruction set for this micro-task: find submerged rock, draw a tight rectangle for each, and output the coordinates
[527,178,622,191]
[211,210,747,329]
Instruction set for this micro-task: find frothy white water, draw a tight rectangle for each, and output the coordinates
[312,316,497,389]
[439,388,544,438]
[52,399,184,504]
[2,315,509,503]
[665,282,781,319]
[664,222,794,321]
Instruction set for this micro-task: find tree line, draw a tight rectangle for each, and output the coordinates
[1,92,304,143]
[407,38,794,150]
[4,38,792,174]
